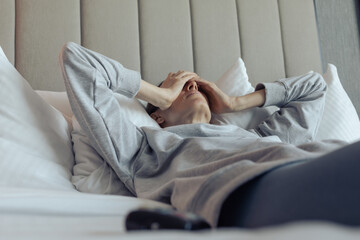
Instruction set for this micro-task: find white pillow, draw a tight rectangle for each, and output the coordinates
[213,58,360,142]
[36,90,73,118]
[71,115,134,195]
[211,58,278,129]
[69,84,158,195]
[113,94,160,128]
[0,46,75,191]
[316,64,360,142]
[34,76,158,195]
[214,57,254,96]
[36,91,159,129]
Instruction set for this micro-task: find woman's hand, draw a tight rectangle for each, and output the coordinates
[196,78,266,113]
[157,71,199,110]
[136,71,198,111]
[195,78,234,114]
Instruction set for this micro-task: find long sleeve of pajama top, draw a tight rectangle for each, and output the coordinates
[59,42,346,227]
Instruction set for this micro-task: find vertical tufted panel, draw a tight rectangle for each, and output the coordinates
[279,0,322,76]
[139,0,194,86]
[0,0,15,64]
[8,0,324,92]
[191,0,241,82]
[15,0,81,91]
[81,0,140,72]
[237,0,285,85]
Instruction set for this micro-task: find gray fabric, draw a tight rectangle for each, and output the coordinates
[254,73,327,144]
[59,42,345,227]
[219,140,360,228]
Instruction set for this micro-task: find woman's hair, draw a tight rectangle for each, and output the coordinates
[145,81,164,115]
[146,102,159,115]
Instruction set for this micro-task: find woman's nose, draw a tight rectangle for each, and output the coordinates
[186,80,198,91]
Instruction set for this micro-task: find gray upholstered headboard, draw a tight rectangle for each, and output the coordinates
[0,0,322,91]
[315,0,360,115]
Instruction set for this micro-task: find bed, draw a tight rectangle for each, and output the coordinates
[1,0,360,239]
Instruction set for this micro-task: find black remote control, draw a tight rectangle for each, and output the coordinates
[125,207,211,231]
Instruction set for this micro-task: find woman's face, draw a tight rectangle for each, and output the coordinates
[156,80,211,127]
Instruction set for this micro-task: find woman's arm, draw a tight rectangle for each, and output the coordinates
[195,78,266,114]
[59,42,143,195]
[196,72,327,144]
[230,89,266,112]
[136,71,199,110]
[253,72,327,144]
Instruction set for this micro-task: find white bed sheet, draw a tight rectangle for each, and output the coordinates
[1,188,360,240]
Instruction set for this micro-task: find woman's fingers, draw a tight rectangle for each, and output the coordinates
[176,71,197,79]
[194,78,233,114]
[196,79,216,93]
[162,70,199,92]
[171,71,198,86]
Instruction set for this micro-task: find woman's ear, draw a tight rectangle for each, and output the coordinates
[150,111,165,125]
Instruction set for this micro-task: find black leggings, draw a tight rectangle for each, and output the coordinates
[218,141,360,228]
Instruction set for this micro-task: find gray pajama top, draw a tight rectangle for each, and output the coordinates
[59,42,345,227]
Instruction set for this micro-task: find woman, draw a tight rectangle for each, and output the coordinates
[60,42,359,228]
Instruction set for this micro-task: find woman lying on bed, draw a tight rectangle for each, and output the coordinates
[59,42,360,228]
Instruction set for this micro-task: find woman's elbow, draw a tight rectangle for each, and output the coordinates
[311,72,327,93]
[59,42,81,65]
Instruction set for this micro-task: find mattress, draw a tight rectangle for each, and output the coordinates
[1,187,360,240]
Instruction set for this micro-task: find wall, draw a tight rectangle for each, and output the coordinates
[315,0,360,115]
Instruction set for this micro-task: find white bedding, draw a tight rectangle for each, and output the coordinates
[1,43,360,239]
[1,187,360,240]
